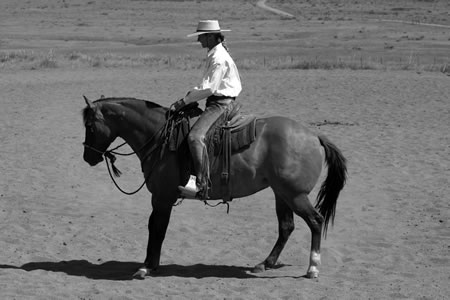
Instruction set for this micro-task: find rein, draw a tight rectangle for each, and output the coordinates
[83,123,166,195]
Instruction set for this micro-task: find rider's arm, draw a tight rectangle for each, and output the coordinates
[183,61,225,104]
[183,88,213,104]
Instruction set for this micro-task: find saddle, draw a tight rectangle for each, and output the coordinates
[163,102,257,201]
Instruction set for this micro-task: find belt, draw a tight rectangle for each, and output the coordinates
[207,95,236,101]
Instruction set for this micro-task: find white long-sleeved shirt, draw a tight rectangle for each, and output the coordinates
[184,43,242,104]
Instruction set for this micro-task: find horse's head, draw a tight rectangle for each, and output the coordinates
[82,96,118,166]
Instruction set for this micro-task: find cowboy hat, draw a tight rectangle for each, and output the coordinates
[187,20,231,37]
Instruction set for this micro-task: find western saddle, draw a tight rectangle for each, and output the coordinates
[162,102,257,202]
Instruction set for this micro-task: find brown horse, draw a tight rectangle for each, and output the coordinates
[81,96,347,279]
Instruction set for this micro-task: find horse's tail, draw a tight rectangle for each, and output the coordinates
[315,135,347,237]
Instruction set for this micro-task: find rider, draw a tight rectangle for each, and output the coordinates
[171,20,242,198]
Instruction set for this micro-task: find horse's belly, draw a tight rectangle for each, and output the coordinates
[207,144,269,200]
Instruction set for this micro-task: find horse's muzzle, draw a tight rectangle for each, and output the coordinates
[83,152,104,166]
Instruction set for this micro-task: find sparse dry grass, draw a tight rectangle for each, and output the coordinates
[0,50,58,69]
[1,49,448,73]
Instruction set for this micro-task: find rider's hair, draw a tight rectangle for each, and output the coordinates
[214,33,229,52]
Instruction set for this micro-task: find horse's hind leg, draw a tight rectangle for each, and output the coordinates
[288,193,324,278]
[253,193,294,273]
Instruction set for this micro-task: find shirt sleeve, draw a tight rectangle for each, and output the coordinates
[183,61,226,104]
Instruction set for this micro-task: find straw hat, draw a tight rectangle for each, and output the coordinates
[187,20,231,37]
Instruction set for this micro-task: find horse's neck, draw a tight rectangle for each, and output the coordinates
[107,102,165,161]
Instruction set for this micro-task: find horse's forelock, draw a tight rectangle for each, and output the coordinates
[82,106,90,125]
[82,102,104,125]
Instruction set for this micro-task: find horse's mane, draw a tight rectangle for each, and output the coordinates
[82,97,164,124]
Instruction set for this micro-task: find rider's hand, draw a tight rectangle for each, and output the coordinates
[171,98,186,112]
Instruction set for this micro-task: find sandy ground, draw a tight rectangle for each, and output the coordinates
[1,0,450,299]
[0,67,449,299]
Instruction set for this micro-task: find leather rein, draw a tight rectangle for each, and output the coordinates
[83,124,166,195]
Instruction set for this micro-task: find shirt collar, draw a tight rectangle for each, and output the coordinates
[207,43,224,57]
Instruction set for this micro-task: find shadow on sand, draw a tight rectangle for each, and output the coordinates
[0,260,260,281]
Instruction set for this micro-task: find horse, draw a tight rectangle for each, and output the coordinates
[81,96,347,279]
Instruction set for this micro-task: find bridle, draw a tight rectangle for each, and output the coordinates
[83,124,166,195]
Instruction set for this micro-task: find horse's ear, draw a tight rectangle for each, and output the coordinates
[83,95,94,109]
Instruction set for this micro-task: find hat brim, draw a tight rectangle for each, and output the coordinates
[187,29,231,37]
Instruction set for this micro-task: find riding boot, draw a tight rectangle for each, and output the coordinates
[178,141,208,198]
[193,143,208,196]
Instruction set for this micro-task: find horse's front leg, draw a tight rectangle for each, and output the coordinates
[133,195,174,279]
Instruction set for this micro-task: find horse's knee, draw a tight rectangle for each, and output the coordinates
[148,211,171,239]
[281,220,295,237]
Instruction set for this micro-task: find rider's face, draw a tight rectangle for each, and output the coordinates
[197,34,209,49]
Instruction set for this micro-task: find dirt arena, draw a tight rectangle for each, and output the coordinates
[1,1,449,299]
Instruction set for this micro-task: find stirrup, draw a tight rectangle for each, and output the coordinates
[178,175,201,198]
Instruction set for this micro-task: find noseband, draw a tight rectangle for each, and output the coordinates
[82,124,164,195]
[83,141,128,160]
[82,142,112,155]
[83,141,130,179]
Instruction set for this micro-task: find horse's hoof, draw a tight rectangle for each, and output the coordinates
[252,264,266,273]
[306,268,319,279]
[133,267,148,279]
